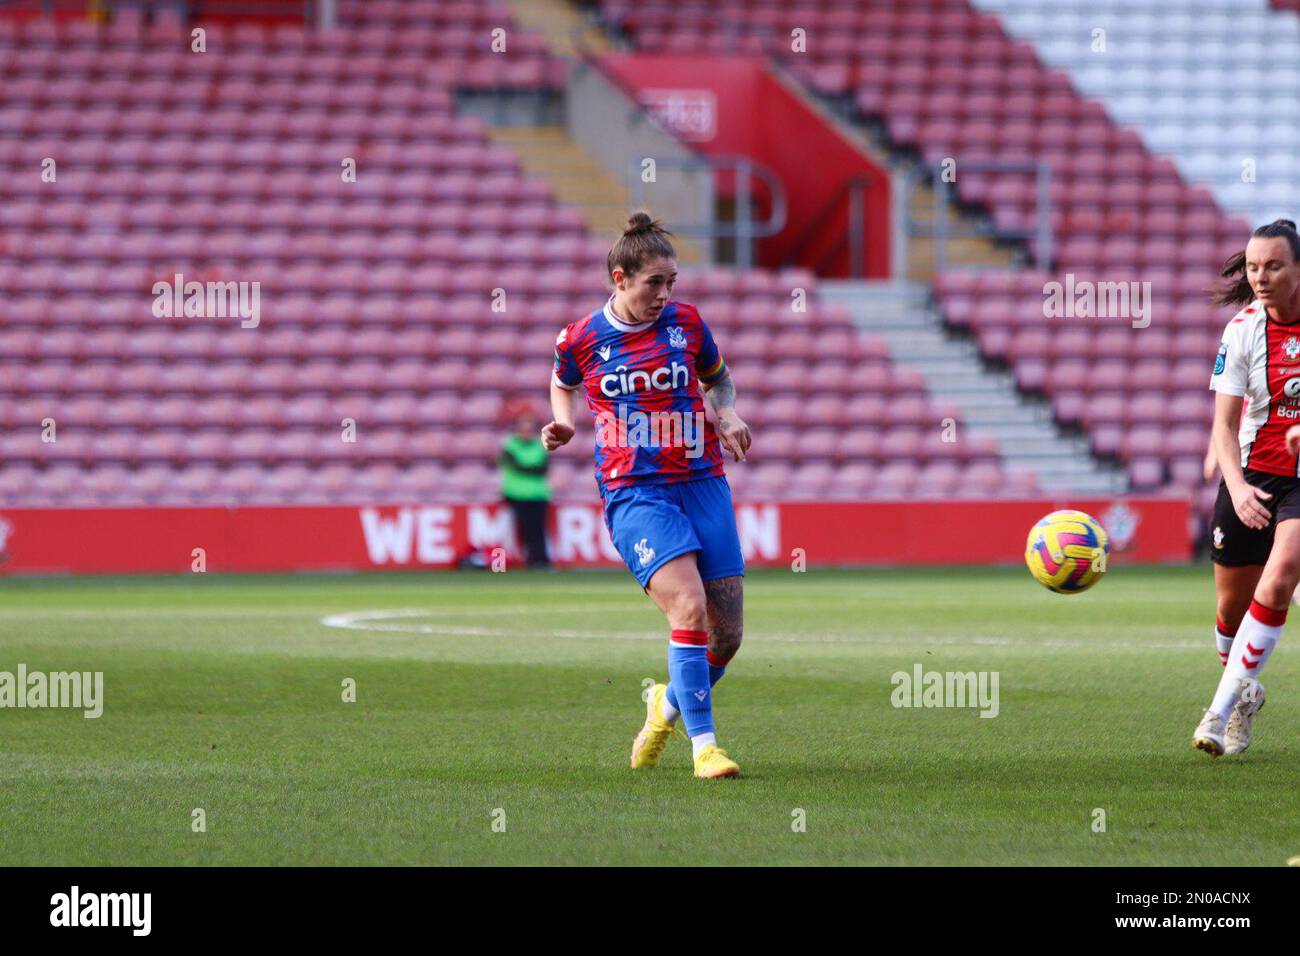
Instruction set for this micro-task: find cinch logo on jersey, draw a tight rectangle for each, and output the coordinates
[552,298,728,491]
[599,361,691,397]
[50,886,151,936]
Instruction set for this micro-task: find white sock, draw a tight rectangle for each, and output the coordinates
[1210,602,1285,719]
[661,692,679,724]
[1215,628,1234,667]
[691,732,716,757]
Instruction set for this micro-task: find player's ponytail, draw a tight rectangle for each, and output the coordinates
[607,211,676,282]
[1212,219,1300,307]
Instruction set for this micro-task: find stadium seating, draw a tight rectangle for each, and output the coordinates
[0,2,1038,507]
[974,0,1300,227]
[595,0,1256,518]
[965,0,1300,515]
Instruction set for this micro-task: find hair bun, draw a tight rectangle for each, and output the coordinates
[625,211,656,235]
[608,212,676,281]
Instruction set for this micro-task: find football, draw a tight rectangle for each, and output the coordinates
[1025,510,1111,594]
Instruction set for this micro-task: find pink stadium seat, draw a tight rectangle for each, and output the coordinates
[0,2,1037,507]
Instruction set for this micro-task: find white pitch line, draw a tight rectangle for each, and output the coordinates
[317,609,1206,650]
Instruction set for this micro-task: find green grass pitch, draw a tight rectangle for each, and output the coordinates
[1,565,1297,866]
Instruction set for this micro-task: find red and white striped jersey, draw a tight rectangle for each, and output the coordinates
[1210,299,1300,476]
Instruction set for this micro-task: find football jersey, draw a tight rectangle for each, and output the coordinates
[553,294,729,494]
[1210,299,1300,476]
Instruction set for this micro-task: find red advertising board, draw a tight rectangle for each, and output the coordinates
[0,498,1189,575]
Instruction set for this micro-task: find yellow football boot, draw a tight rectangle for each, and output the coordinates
[630,683,674,769]
[693,743,740,779]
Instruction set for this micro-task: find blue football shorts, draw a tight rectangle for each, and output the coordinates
[602,475,746,589]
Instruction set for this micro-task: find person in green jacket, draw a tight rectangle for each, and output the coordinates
[500,406,552,568]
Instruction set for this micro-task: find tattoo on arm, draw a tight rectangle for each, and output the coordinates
[705,372,736,414]
[703,575,744,659]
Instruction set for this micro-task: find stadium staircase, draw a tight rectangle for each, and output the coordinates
[484,125,633,235]
[485,125,705,260]
[820,280,1126,493]
[902,181,1020,281]
[506,0,615,59]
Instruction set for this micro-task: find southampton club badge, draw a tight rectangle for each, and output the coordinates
[1101,502,1139,551]
[1213,525,1225,549]
[1286,336,1300,361]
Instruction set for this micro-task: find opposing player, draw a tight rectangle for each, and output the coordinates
[541,212,753,779]
[1202,396,1298,630]
[1202,400,1247,486]
[1195,219,1300,756]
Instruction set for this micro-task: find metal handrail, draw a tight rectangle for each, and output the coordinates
[918,159,1054,272]
[567,31,789,268]
[627,154,787,270]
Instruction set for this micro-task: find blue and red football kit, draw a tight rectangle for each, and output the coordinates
[553,295,745,589]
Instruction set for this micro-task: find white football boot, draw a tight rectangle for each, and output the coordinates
[1192,709,1226,757]
[1224,679,1265,755]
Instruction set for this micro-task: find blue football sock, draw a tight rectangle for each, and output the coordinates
[667,631,713,738]
[666,658,727,716]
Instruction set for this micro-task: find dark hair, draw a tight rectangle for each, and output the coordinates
[1213,218,1300,307]
[607,211,675,282]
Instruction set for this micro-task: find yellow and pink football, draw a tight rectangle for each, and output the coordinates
[1025,510,1110,594]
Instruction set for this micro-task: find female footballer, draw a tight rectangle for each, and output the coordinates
[541,212,752,779]
[1196,219,1300,756]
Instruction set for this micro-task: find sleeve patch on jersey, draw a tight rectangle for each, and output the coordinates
[1214,342,1227,375]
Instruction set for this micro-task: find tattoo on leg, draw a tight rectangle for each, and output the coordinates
[704,576,743,660]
